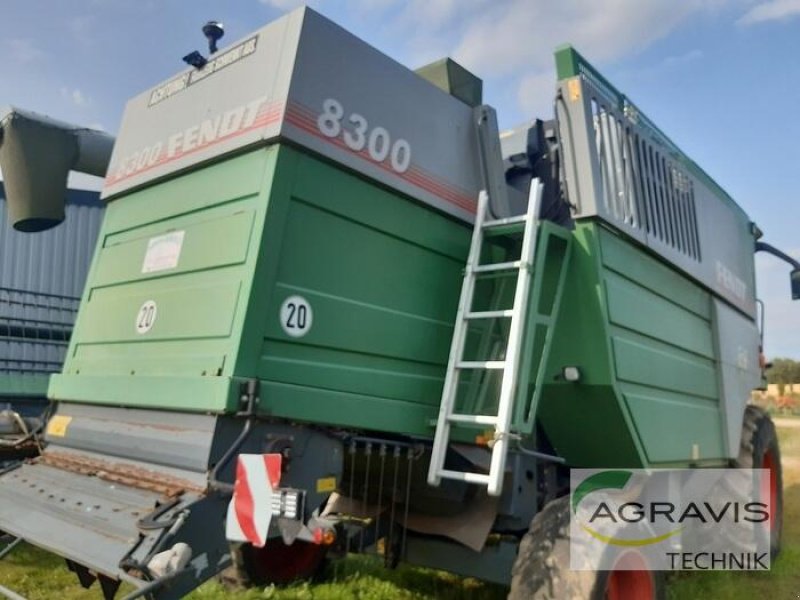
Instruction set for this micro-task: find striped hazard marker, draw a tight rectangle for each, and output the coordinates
[225,453,283,548]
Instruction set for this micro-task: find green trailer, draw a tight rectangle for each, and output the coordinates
[0,8,796,600]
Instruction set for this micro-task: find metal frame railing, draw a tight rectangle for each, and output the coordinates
[555,46,704,262]
[0,287,79,376]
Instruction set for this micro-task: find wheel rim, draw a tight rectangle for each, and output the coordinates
[762,448,778,534]
[605,551,655,600]
[246,539,326,585]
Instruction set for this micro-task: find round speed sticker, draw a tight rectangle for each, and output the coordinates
[280,295,313,338]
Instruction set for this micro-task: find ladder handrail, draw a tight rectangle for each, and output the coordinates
[427,180,544,497]
[486,180,542,496]
[427,190,491,488]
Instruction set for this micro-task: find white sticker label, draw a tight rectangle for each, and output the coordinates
[135,300,158,334]
[142,231,185,274]
[280,295,313,338]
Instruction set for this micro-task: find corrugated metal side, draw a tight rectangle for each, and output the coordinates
[0,183,103,376]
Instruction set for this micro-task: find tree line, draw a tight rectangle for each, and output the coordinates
[767,358,800,391]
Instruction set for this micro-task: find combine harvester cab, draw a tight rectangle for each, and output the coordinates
[0,8,796,600]
[0,108,109,464]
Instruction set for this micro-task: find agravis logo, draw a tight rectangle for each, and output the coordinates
[570,469,772,571]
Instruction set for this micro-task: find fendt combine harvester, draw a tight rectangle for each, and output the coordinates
[0,8,797,600]
[0,109,109,464]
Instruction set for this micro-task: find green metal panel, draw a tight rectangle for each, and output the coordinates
[0,374,48,398]
[620,383,724,464]
[612,337,717,399]
[597,226,726,462]
[414,58,483,108]
[599,232,711,319]
[256,147,471,434]
[537,223,646,468]
[51,148,277,410]
[50,374,242,413]
[538,385,644,468]
[537,222,726,467]
[605,273,713,358]
[514,222,573,432]
[52,144,473,436]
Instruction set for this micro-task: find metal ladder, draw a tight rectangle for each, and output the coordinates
[427,179,543,497]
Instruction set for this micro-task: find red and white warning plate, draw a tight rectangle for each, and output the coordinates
[225,453,282,547]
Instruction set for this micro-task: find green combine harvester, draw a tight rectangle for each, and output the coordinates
[0,8,797,600]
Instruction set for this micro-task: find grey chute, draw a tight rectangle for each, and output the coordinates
[0,107,113,232]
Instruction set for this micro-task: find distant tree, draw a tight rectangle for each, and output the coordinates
[767,358,800,394]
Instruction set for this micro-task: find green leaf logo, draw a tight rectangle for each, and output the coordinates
[572,470,683,547]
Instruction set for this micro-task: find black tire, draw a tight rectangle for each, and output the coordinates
[736,405,782,559]
[508,495,666,600]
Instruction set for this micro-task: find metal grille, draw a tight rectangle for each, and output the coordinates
[590,97,701,261]
[0,288,79,375]
[0,186,102,380]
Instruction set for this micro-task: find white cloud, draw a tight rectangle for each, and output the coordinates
[437,0,723,119]
[259,0,310,8]
[403,0,490,29]
[516,70,557,122]
[660,49,704,68]
[347,0,403,11]
[7,39,45,63]
[738,0,800,25]
[60,87,90,108]
[450,1,719,76]
[332,0,725,123]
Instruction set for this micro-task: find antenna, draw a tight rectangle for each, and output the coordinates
[182,20,225,69]
[203,21,224,54]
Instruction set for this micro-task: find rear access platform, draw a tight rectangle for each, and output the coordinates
[0,396,345,599]
[0,403,232,599]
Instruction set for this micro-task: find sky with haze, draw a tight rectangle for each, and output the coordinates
[1,0,798,357]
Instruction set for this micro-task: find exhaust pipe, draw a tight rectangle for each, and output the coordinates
[0,107,114,232]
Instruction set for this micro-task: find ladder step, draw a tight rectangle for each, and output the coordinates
[448,414,499,426]
[473,260,525,274]
[457,360,506,370]
[465,310,513,319]
[483,214,527,229]
[439,469,491,485]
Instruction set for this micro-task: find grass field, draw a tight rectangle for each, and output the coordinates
[1,421,798,599]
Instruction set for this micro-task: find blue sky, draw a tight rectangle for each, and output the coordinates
[1,0,798,357]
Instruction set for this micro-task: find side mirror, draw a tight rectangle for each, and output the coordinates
[791,268,800,300]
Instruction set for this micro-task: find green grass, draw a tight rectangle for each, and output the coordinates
[0,548,505,600]
[0,542,133,600]
[1,424,799,599]
[189,556,506,600]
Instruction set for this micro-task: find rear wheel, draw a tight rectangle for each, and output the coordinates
[737,405,782,558]
[509,495,665,600]
[596,551,660,600]
[224,539,328,587]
